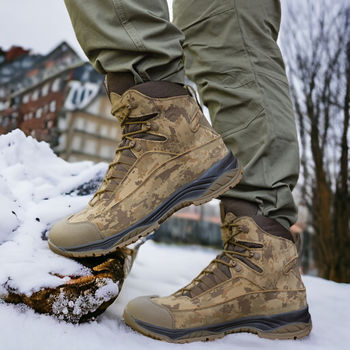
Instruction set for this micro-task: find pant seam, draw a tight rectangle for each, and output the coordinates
[112,0,147,52]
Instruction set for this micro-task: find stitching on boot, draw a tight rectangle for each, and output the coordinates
[283,257,299,275]
[190,110,203,132]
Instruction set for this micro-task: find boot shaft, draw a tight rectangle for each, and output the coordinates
[109,86,218,156]
[220,213,305,291]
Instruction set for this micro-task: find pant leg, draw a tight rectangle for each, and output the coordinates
[64,0,185,84]
[173,0,299,229]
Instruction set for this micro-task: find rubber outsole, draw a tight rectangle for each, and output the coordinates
[123,305,312,343]
[48,151,243,258]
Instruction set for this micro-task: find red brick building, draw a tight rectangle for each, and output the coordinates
[0,43,121,162]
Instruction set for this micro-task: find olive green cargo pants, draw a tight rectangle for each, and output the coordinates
[64,0,299,230]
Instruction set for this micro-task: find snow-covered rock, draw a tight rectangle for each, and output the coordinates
[0,130,136,323]
[0,129,107,296]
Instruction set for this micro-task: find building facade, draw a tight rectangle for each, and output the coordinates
[0,42,121,163]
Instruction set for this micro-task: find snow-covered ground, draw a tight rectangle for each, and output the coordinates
[1,241,349,350]
[0,130,349,350]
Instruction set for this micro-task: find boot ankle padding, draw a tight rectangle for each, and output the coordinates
[127,81,190,98]
[221,198,294,243]
[253,215,294,242]
[221,198,258,217]
[107,72,135,95]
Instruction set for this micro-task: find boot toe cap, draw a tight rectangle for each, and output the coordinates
[48,216,103,249]
[125,296,174,329]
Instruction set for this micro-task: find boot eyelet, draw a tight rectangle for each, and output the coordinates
[129,141,135,147]
[134,143,142,152]
[151,123,159,131]
[240,225,249,233]
[234,265,242,272]
[254,253,260,260]
[231,261,237,267]
[146,122,152,130]
[126,102,138,110]
[249,251,254,258]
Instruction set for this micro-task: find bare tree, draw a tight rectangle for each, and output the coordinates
[282,0,350,282]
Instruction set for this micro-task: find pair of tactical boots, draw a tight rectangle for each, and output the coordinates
[49,74,312,343]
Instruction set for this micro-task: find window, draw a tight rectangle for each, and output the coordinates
[110,126,118,139]
[0,88,5,99]
[22,94,30,103]
[85,139,96,155]
[32,90,39,101]
[100,125,109,137]
[46,120,54,129]
[86,120,97,134]
[99,145,111,158]
[72,136,82,151]
[50,100,56,113]
[42,83,50,96]
[35,108,43,119]
[75,117,85,130]
[51,78,61,92]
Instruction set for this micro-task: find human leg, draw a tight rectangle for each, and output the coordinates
[64,0,185,84]
[49,1,243,257]
[174,0,299,230]
[124,0,311,342]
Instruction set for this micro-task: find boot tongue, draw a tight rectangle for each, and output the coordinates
[179,213,238,298]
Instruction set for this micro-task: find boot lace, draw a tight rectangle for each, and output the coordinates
[177,222,257,296]
[91,102,154,201]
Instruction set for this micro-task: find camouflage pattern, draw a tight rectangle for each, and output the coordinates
[126,213,308,330]
[49,88,231,251]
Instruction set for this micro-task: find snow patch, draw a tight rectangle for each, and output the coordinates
[0,130,107,296]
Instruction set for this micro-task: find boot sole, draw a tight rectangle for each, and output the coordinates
[123,305,312,343]
[48,151,243,258]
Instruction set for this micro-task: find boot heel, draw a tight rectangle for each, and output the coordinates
[257,321,312,340]
[192,163,244,206]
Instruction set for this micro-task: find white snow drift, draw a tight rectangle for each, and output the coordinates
[0,129,107,297]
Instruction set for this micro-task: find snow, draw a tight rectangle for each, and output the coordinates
[0,130,349,349]
[51,278,120,323]
[0,130,107,296]
[0,240,349,350]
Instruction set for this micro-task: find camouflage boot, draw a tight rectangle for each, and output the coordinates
[124,200,312,343]
[48,77,243,257]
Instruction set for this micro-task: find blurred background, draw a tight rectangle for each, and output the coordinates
[0,0,349,283]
